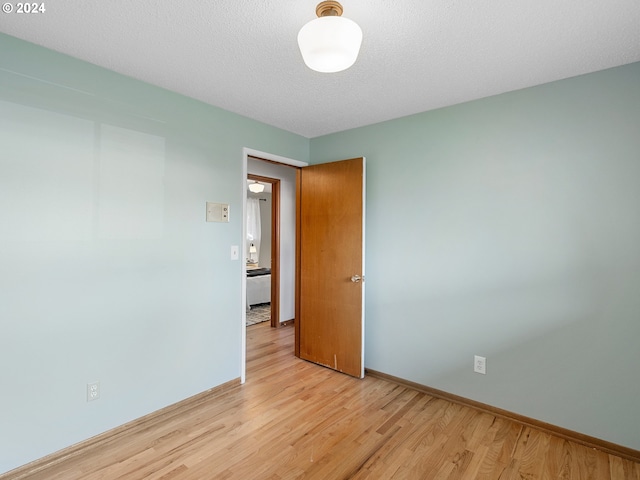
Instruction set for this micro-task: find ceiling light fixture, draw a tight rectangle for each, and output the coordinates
[248,181,265,193]
[297,1,363,73]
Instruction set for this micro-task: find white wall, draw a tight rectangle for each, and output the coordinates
[247,159,298,323]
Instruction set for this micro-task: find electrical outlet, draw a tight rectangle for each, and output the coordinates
[474,355,486,375]
[87,382,100,402]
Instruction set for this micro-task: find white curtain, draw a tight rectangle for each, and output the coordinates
[246,197,261,263]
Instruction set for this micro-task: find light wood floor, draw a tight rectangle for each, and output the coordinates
[9,322,640,480]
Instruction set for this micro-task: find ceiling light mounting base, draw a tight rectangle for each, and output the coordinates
[316,1,343,17]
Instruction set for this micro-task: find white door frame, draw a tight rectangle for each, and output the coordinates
[241,147,308,384]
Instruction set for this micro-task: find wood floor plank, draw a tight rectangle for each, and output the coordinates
[4,321,639,480]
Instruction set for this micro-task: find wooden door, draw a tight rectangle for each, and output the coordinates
[296,157,365,378]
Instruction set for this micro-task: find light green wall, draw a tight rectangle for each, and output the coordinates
[311,62,640,450]
[2,30,639,475]
[0,33,308,474]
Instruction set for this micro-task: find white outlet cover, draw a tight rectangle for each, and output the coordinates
[87,382,100,401]
[474,355,486,375]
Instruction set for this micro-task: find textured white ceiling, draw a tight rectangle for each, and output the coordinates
[1,0,639,138]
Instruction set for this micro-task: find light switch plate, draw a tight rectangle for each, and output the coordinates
[231,245,239,260]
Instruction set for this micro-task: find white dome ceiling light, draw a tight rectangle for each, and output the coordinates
[297,1,363,73]
[248,181,265,193]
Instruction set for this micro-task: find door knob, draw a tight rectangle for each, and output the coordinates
[351,275,362,283]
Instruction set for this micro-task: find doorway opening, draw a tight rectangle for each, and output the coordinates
[242,149,366,381]
[246,173,280,329]
[241,148,307,384]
